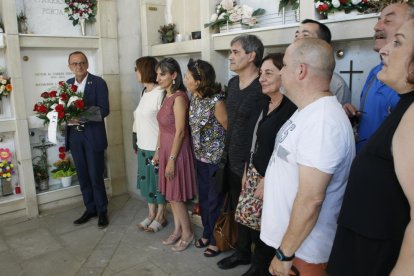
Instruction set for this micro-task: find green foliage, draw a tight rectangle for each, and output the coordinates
[51,168,76,178]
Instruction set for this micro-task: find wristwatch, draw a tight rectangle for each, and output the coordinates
[275,247,295,261]
[169,155,176,161]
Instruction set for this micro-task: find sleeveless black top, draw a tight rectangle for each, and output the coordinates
[338,91,414,240]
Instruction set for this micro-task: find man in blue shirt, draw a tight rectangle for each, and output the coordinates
[343,3,411,152]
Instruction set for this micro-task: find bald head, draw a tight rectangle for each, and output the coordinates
[288,38,335,79]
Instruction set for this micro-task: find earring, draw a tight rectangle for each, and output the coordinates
[172,79,176,85]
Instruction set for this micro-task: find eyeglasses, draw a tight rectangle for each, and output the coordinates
[70,61,87,67]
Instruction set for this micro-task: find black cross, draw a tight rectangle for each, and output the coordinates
[340,60,363,93]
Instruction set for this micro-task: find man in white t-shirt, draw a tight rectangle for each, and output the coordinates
[260,38,355,276]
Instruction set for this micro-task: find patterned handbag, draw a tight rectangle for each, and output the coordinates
[235,163,263,231]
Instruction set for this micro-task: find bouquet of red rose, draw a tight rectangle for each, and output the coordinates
[33,81,85,127]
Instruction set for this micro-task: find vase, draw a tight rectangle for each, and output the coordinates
[79,18,86,36]
[219,22,244,33]
[0,178,14,196]
[18,21,28,34]
[0,100,3,115]
[161,35,174,44]
[61,176,72,188]
[38,178,49,191]
[328,10,360,21]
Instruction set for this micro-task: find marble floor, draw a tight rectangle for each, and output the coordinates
[0,195,250,275]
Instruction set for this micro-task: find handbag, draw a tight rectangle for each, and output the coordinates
[213,194,238,251]
[235,163,263,230]
[235,111,264,230]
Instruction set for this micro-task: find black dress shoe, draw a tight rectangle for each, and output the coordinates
[98,213,109,229]
[217,252,251,270]
[242,264,259,276]
[73,211,97,225]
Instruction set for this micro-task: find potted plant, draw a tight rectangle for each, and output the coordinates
[0,75,12,115]
[204,0,265,32]
[158,23,176,43]
[278,0,300,12]
[17,11,28,34]
[0,159,15,196]
[51,147,76,188]
[32,155,49,191]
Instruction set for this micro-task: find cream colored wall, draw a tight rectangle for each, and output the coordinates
[116,0,143,197]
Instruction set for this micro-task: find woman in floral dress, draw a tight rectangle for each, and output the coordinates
[153,57,197,252]
[186,59,227,257]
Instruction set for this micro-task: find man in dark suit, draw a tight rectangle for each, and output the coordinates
[66,51,110,228]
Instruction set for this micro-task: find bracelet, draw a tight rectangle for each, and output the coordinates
[169,155,176,161]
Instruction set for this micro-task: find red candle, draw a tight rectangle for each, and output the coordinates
[15,186,21,194]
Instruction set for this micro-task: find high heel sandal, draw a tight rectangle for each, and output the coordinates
[171,234,194,252]
[162,233,181,245]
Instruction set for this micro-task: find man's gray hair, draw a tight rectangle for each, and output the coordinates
[231,34,264,67]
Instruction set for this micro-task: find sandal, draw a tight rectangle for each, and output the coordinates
[137,217,152,230]
[195,238,210,248]
[171,234,194,252]
[162,233,181,245]
[203,247,221,257]
[145,220,168,233]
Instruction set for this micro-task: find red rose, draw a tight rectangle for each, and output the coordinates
[74,99,85,109]
[319,3,329,12]
[58,111,65,119]
[339,0,348,4]
[60,93,68,101]
[58,146,65,153]
[55,104,64,113]
[49,90,57,98]
[59,81,65,86]
[38,105,48,113]
[33,104,39,111]
[41,92,49,98]
[71,84,78,92]
[59,152,66,160]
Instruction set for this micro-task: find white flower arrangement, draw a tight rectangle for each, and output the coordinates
[205,0,265,29]
[64,0,97,26]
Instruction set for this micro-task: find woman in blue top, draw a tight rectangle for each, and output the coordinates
[186,59,228,257]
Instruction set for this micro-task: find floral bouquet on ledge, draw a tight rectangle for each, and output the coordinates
[0,160,15,181]
[33,81,85,128]
[51,147,76,178]
[64,0,97,26]
[204,0,265,29]
[0,75,12,101]
[314,0,371,16]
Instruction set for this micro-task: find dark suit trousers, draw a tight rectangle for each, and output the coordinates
[226,168,251,259]
[69,128,108,214]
